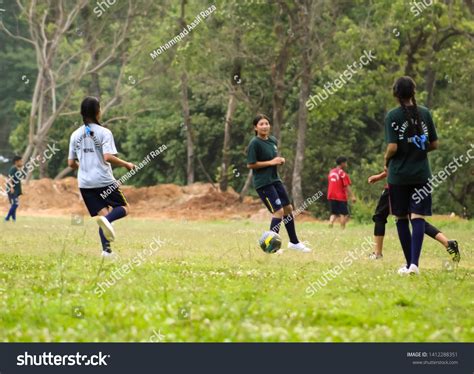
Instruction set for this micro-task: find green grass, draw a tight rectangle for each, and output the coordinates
[0,216,473,342]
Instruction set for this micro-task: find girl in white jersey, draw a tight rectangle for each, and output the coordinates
[68,97,136,257]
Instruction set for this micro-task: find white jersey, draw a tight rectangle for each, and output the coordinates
[68,123,117,189]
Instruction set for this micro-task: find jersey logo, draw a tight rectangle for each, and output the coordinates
[409,134,427,150]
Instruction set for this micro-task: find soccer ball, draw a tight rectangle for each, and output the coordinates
[259,231,282,253]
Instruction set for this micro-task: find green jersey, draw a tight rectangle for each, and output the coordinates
[247,135,281,190]
[7,165,23,196]
[385,105,438,185]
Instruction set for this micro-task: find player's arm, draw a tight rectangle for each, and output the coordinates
[67,159,79,170]
[368,171,387,184]
[345,185,356,203]
[104,154,136,171]
[427,140,438,152]
[247,157,285,170]
[384,143,397,170]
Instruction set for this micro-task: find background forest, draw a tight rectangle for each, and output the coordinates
[0,0,472,220]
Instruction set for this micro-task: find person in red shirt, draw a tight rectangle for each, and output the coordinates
[327,157,356,229]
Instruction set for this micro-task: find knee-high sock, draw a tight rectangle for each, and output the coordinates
[424,221,440,239]
[396,219,411,267]
[270,217,282,233]
[411,218,425,266]
[283,215,299,244]
[99,228,111,252]
[5,203,18,221]
[106,206,127,223]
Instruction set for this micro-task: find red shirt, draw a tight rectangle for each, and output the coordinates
[327,167,351,201]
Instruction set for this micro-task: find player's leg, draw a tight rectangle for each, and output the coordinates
[256,184,284,234]
[5,194,16,222]
[407,183,432,274]
[389,184,412,274]
[370,189,390,259]
[97,187,130,243]
[425,221,461,262]
[338,201,349,229]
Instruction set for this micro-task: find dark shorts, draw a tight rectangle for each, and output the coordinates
[329,199,349,215]
[372,188,390,223]
[256,181,291,213]
[388,183,432,217]
[80,184,128,217]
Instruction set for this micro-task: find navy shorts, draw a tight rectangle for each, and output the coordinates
[80,184,128,217]
[256,181,291,213]
[388,183,432,217]
[372,188,390,223]
[328,199,349,215]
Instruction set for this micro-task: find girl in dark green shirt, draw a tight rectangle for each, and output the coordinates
[247,114,311,253]
[384,76,439,275]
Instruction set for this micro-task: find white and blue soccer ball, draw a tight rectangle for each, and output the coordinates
[259,231,282,254]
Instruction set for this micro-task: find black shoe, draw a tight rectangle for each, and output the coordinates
[447,240,460,263]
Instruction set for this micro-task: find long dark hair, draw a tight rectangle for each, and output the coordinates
[80,96,101,126]
[252,113,271,135]
[392,76,423,135]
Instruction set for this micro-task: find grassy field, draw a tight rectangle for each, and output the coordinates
[0,215,472,342]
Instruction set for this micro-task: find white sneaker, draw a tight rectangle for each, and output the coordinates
[369,252,383,260]
[101,250,115,258]
[96,216,116,242]
[398,265,409,275]
[407,263,420,275]
[287,242,312,253]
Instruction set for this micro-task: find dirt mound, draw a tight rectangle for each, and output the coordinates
[0,176,274,220]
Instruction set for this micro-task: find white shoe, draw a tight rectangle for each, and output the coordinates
[369,252,383,260]
[287,242,312,253]
[96,216,116,242]
[398,265,409,275]
[407,264,420,275]
[101,250,115,258]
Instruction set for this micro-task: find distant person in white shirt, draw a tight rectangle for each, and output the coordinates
[68,96,136,257]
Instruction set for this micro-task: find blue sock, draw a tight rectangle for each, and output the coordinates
[99,228,111,252]
[410,218,425,266]
[396,218,411,267]
[283,215,299,244]
[106,206,127,223]
[5,204,17,221]
[11,204,18,221]
[270,217,282,233]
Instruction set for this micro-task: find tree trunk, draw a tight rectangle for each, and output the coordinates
[271,28,291,145]
[181,71,194,185]
[219,88,237,191]
[291,4,311,208]
[239,170,253,203]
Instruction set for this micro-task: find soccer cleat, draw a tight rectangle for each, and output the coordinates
[446,240,461,263]
[288,242,312,253]
[369,252,383,260]
[398,265,409,275]
[96,216,116,242]
[407,264,420,275]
